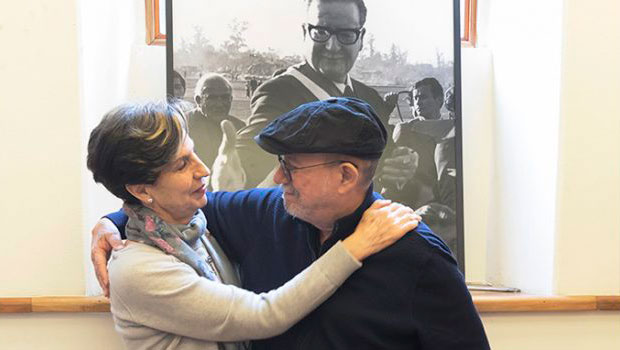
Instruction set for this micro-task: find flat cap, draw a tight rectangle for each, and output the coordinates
[255,97,387,159]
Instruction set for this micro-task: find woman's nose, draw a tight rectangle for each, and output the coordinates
[194,155,210,178]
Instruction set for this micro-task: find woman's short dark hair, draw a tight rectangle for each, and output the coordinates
[87,101,188,204]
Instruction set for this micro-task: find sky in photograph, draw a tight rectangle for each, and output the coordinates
[172,0,455,65]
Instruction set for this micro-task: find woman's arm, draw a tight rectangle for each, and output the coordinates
[110,200,419,342]
[110,241,359,342]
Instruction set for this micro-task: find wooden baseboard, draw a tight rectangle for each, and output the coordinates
[0,296,110,313]
[1,294,619,314]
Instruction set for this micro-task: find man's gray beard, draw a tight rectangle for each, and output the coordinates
[281,193,301,219]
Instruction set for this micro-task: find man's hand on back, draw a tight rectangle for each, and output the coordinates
[90,218,124,298]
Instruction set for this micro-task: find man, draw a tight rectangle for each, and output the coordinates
[409,77,446,120]
[172,70,186,99]
[94,98,489,350]
[225,0,410,189]
[391,77,458,250]
[186,73,245,174]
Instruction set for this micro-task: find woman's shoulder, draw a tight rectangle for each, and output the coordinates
[109,242,196,292]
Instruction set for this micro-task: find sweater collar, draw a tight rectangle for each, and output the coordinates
[321,184,378,249]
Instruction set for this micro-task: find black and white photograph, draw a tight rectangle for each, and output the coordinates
[167,0,463,265]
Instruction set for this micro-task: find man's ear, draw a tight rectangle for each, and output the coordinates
[337,162,360,194]
[125,184,150,204]
[195,95,202,106]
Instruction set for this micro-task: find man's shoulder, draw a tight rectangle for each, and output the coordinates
[255,70,303,93]
[371,222,457,269]
[350,77,381,98]
[207,187,284,208]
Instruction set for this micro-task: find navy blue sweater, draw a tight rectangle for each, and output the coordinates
[109,187,489,350]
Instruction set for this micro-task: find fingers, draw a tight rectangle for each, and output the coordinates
[90,218,122,297]
[369,199,392,210]
[219,120,238,154]
[391,146,414,157]
[107,232,124,250]
[92,248,111,298]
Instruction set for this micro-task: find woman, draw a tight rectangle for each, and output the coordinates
[87,101,419,350]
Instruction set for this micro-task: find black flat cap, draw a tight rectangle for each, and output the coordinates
[255,97,387,159]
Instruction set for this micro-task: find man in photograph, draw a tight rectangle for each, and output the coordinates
[390,77,458,250]
[409,77,447,120]
[218,0,412,190]
[185,73,246,178]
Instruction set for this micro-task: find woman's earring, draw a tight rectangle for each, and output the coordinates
[147,197,153,204]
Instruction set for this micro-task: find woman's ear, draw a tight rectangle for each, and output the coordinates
[125,184,151,204]
[337,162,360,194]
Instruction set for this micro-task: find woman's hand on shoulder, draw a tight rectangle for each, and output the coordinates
[343,199,421,261]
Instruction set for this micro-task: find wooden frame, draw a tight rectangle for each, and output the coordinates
[145,0,165,45]
[461,0,477,47]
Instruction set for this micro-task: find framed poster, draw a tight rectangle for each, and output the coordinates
[166,0,464,269]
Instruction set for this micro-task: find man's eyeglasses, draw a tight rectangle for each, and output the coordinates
[278,155,355,182]
[305,24,364,45]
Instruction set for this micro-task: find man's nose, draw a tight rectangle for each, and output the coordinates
[273,166,288,185]
[324,35,341,51]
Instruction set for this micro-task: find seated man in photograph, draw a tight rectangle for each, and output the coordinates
[186,73,246,177]
[388,77,458,251]
[93,98,489,350]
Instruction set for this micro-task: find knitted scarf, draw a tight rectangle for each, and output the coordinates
[123,204,220,282]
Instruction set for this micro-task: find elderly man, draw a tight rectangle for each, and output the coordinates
[93,98,489,350]
[221,0,409,190]
[186,73,245,172]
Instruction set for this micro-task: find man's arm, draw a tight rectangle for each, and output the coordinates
[235,73,324,188]
[91,189,272,295]
[90,216,124,297]
[413,253,490,350]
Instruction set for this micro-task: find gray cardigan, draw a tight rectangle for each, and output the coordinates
[109,240,361,350]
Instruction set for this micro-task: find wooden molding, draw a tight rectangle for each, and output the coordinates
[1,294,619,314]
[0,296,110,313]
[461,0,477,48]
[145,0,166,46]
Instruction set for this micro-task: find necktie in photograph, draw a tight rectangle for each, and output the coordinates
[343,85,355,97]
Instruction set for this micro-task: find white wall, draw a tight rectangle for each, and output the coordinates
[0,0,161,347]
[553,0,620,295]
[483,312,620,350]
[1,0,619,349]
[461,47,494,283]
[0,314,124,350]
[77,0,166,295]
[0,0,85,296]
[483,0,565,295]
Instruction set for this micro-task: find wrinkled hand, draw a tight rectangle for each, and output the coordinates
[415,203,455,225]
[343,199,421,261]
[380,146,418,189]
[211,120,247,191]
[91,218,124,297]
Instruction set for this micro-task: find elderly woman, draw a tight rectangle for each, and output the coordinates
[86,101,418,350]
